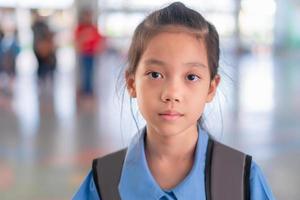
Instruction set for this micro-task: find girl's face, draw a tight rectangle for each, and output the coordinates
[127,31,220,137]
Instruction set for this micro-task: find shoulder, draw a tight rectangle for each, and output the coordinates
[93,149,127,162]
[72,149,127,200]
[72,170,100,200]
[249,161,276,200]
[93,148,127,173]
[209,140,276,199]
[208,139,252,167]
[92,149,128,200]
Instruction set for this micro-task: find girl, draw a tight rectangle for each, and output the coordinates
[73,2,275,200]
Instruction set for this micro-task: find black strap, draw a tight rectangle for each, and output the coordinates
[205,138,252,200]
[244,155,252,200]
[205,139,214,200]
[92,148,127,200]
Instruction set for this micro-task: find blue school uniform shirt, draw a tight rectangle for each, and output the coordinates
[73,127,275,200]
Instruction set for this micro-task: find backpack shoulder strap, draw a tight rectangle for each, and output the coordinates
[92,148,127,200]
[205,138,252,200]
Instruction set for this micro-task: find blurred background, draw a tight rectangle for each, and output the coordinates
[0,0,299,199]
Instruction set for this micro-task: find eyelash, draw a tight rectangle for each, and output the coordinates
[146,71,200,81]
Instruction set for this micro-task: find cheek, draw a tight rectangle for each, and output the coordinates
[186,88,209,114]
[135,80,159,113]
[136,93,156,123]
[136,79,160,98]
[190,97,205,111]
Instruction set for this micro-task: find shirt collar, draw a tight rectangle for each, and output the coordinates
[119,126,209,200]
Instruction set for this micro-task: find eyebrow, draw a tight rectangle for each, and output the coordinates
[184,62,207,68]
[144,59,166,67]
[144,58,207,69]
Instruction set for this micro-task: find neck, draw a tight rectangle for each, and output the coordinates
[145,125,198,162]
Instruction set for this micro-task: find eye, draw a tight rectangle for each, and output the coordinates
[186,74,200,81]
[147,71,163,79]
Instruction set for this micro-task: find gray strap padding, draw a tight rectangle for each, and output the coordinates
[205,139,252,200]
[92,148,127,200]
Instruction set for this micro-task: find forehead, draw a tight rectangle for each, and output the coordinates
[140,31,208,68]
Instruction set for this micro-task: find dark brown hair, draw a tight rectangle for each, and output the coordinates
[126,2,220,80]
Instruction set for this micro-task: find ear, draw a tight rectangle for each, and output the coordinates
[206,74,220,103]
[125,71,137,98]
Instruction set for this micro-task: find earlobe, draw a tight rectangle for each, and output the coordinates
[129,87,136,98]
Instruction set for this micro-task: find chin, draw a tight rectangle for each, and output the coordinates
[149,123,187,137]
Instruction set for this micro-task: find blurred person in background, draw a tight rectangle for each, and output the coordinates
[0,22,20,96]
[0,25,5,96]
[74,9,105,102]
[32,11,57,83]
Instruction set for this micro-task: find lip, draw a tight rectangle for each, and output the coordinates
[158,110,184,121]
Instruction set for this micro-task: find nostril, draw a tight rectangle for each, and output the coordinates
[162,97,179,102]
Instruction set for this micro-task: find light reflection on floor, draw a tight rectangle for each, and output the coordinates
[0,47,299,199]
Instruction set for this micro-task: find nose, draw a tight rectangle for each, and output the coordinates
[161,80,182,103]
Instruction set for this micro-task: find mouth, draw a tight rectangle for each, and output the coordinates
[158,111,184,121]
